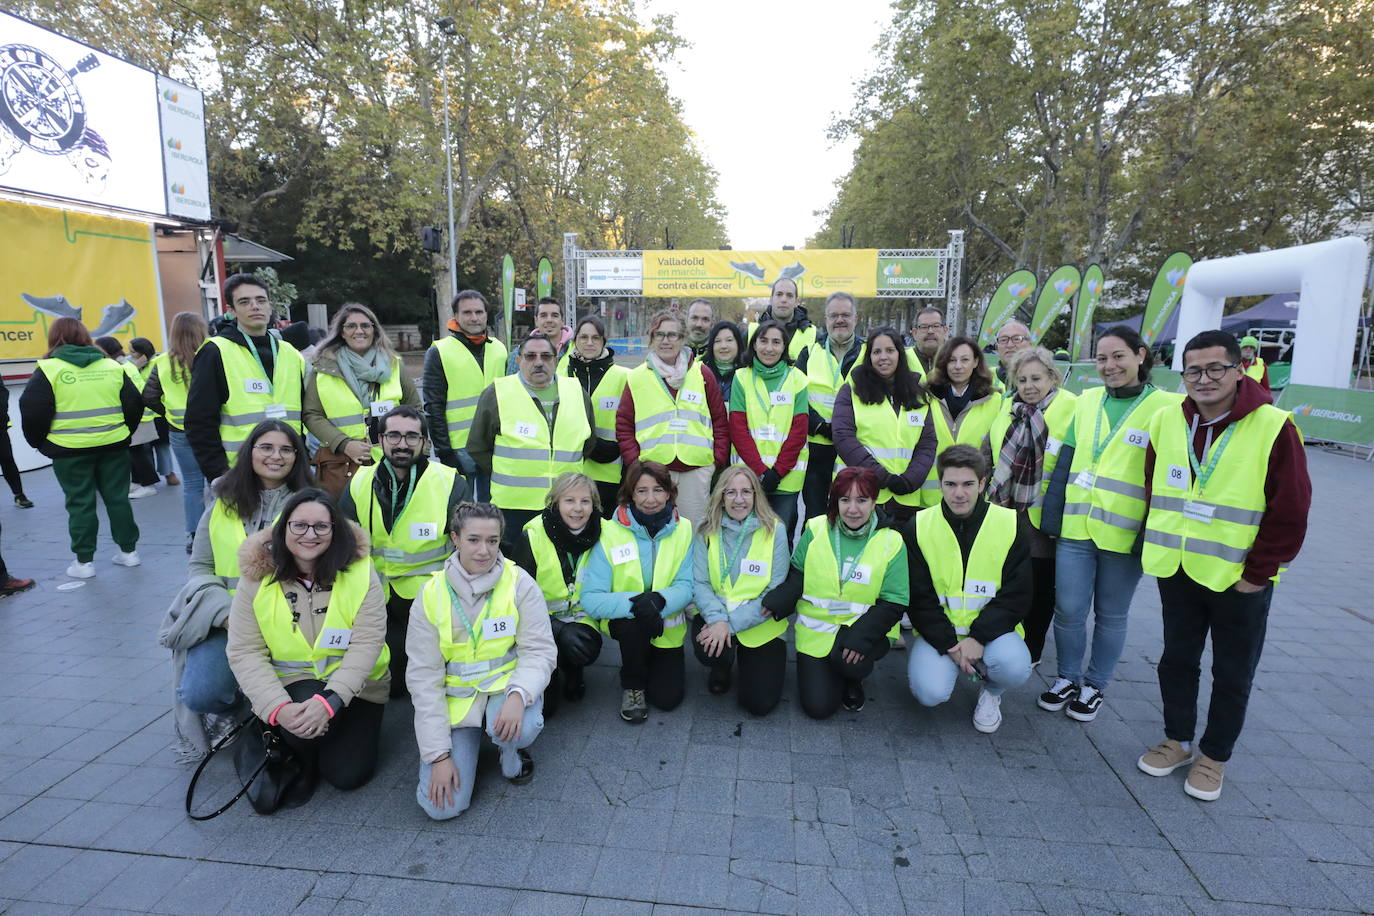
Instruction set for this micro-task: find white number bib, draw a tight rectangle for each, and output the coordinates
[741,558,769,578]
[370,400,395,417]
[264,404,287,419]
[679,389,703,405]
[599,396,620,412]
[755,425,779,442]
[1074,470,1096,490]
[906,411,925,427]
[319,628,351,650]
[965,580,996,598]
[668,418,689,432]
[1046,437,1063,456]
[243,378,270,395]
[769,391,793,406]
[482,616,515,639]
[609,542,637,565]
[1124,428,1149,449]
[513,421,538,438]
[1183,502,1215,524]
[848,564,872,585]
[410,522,438,540]
[1167,464,1189,487]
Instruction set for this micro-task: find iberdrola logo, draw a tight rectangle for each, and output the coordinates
[1007,282,1032,301]
[882,263,902,277]
[169,182,185,194]
[166,137,182,150]
[1167,268,1187,287]
[1292,403,1362,423]
[1086,278,1102,296]
[162,88,178,102]
[1053,278,1079,298]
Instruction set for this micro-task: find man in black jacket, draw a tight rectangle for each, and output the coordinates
[906,445,1034,733]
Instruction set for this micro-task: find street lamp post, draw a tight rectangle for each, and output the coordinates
[436,16,459,318]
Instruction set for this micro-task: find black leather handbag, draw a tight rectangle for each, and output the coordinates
[184,717,303,819]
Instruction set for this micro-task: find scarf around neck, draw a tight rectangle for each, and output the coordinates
[988,389,1056,511]
[540,505,601,584]
[649,348,690,389]
[335,345,392,404]
[630,501,674,538]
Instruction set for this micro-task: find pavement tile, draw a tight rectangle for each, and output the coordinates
[655,852,731,908]
[511,889,586,916]
[731,815,794,863]
[604,806,674,851]
[0,796,84,842]
[586,846,662,901]
[522,841,601,895]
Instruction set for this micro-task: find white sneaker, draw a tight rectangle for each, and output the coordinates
[128,484,157,499]
[112,551,141,567]
[66,560,95,579]
[973,688,1003,733]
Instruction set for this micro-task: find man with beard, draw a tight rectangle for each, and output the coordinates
[507,298,572,373]
[685,299,715,357]
[342,406,469,694]
[909,307,947,378]
[749,278,816,359]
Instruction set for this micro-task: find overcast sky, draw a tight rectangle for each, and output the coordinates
[642,0,893,250]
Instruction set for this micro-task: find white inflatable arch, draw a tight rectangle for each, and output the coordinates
[1172,236,1370,388]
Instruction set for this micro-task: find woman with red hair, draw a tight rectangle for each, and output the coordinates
[764,467,908,718]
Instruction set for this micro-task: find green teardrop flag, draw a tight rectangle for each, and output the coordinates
[1070,264,1105,361]
[1141,251,1192,345]
[536,257,553,301]
[977,269,1038,348]
[1028,265,1081,343]
[501,253,515,347]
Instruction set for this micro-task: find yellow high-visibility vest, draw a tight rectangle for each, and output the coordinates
[314,360,403,461]
[917,394,1003,507]
[847,388,930,507]
[625,361,714,468]
[350,461,456,599]
[556,356,629,485]
[600,517,692,649]
[206,335,304,465]
[488,375,590,511]
[419,561,520,724]
[704,520,787,647]
[794,515,904,658]
[432,336,507,450]
[35,357,128,450]
[252,560,389,683]
[524,516,592,626]
[915,503,1024,638]
[732,365,808,492]
[149,352,194,430]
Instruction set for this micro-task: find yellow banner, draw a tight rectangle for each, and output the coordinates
[642,249,880,297]
[0,199,163,361]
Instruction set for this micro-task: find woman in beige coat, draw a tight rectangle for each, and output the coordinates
[226,488,390,803]
[407,501,555,819]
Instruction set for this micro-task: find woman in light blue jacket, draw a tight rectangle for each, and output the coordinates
[691,465,790,714]
[581,460,695,725]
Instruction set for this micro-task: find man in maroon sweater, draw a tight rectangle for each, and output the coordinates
[1135,329,1310,802]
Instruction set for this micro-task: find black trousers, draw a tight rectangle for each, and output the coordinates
[1024,556,1057,664]
[1156,572,1272,763]
[385,588,413,696]
[802,443,836,520]
[499,507,540,553]
[608,616,685,710]
[0,427,23,497]
[130,443,159,486]
[595,480,621,519]
[767,491,801,550]
[796,628,890,719]
[276,679,384,791]
[689,616,788,716]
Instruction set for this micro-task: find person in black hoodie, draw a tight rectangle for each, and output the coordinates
[560,315,631,515]
[906,445,1033,734]
[748,278,816,359]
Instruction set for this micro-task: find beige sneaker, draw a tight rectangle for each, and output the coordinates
[1137,739,1194,776]
[1184,755,1225,801]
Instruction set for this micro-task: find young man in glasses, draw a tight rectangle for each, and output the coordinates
[1135,330,1310,801]
[340,406,470,694]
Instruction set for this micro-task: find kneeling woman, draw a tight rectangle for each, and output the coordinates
[226,489,390,802]
[770,467,908,718]
[510,472,605,714]
[581,460,694,724]
[691,464,789,715]
[407,502,555,819]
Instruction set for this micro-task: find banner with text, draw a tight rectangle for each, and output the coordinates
[0,199,163,361]
[1141,251,1192,345]
[977,269,1037,347]
[1071,264,1105,361]
[1276,384,1374,446]
[642,249,879,297]
[1029,264,1081,343]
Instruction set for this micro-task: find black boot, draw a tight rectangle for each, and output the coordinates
[563,665,586,702]
[707,663,732,695]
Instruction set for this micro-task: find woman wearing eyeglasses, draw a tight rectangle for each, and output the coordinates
[303,303,421,498]
[1039,326,1181,723]
[227,489,390,803]
[615,310,729,528]
[162,420,313,757]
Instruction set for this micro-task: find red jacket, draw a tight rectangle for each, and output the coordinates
[1144,376,1310,587]
[615,356,730,471]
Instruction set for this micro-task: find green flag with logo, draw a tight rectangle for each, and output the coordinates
[1071,264,1105,361]
[1028,264,1081,343]
[536,257,553,301]
[977,269,1038,348]
[1141,251,1192,345]
[501,253,515,347]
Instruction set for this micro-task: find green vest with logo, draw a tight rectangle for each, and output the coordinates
[625,361,714,468]
[848,390,930,507]
[1141,403,1288,592]
[794,516,903,658]
[419,561,520,725]
[489,374,590,511]
[705,520,788,648]
[36,357,128,449]
[252,559,389,683]
[915,504,1024,638]
[207,335,304,465]
[433,336,507,450]
[350,461,456,599]
[987,390,1078,528]
[733,365,808,492]
[600,518,692,649]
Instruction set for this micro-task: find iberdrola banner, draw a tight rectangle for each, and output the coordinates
[977,269,1037,348]
[1141,251,1192,345]
[501,253,515,346]
[1028,264,1081,343]
[536,257,553,301]
[1071,264,1105,361]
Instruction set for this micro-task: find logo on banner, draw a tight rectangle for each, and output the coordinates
[0,44,113,191]
[1292,404,1362,424]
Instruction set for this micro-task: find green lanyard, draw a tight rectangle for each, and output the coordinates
[820,339,843,386]
[1090,388,1148,463]
[245,333,279,395]
[1186,420,1237,493]
[445,580,494,643]
[749,367,788,421]
[383,462,416,520]
[717,519,756,585]
[830,516,874,588]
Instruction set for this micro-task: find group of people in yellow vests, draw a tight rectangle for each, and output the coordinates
[21,273,1309,815]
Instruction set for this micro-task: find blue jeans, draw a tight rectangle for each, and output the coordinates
[415,693,544,820]
[1052,536,1143,691]
[178,628,242,714]
[908,632,1032,705]
[169,428,207,536]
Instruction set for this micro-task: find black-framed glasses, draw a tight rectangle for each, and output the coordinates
[996,334,1030,345]
[381,431,423,445]
[287,520,333,536]
[916,322,946,331]
[1181,363,1239,382]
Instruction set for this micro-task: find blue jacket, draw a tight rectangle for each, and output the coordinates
[580,506,695,621]
[692,514,788,633]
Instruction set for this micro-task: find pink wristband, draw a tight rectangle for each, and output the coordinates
[268,702,290,726]
[312,694,336,719]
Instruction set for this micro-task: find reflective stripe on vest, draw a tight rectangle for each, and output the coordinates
[488,375,591,511]
[733,366,809,492]
[706,520,787,648]
[847,391,930,507]
[918,395,1003,507]
[625,361,714,467]
[1141,403,1288,592]
[987,390,1077,528]
[420,562,520,724]
[802,340,848,445]
[207,497,266,595]
[252,560,389,682]
[1060,386,1181,552]
[915,503,1023,639]
[150,352,194,430]
[36,358,128,449]
[350,462,456,599]
[601,514,693,649]
[523,515,591,625]
[433,336,507,449]
[208,335,304,464]
[315,361,403,443]
[794,515,903,658]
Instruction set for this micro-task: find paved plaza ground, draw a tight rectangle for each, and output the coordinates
[0,445,1371,915]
